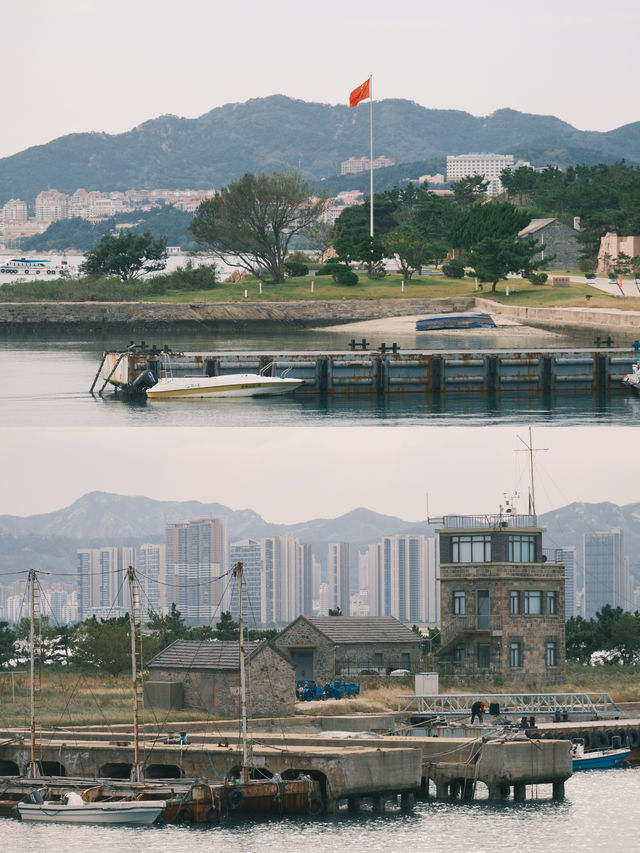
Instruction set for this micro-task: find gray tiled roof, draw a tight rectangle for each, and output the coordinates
[518,218,556,237]
[305,617,420,645]
[147,639,261,670]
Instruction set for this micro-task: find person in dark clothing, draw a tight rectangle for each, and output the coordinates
[470,700,485,724]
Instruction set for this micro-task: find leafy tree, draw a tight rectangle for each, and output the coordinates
[384,225,431,279]
[355,234,386,277]
[608,612,640,664]
[333,235,356,267]
[146,603,188,648]
[303,219,334,259]
[328,607,343,616]
[565,615,597,663]
[448,202,530,251]
[189,171,325,284]
[452,175,488,209]
[411,193,458,243]
[0,621,16,667]
[214,611,240,641]
[442,258,465,278]
[467,236,541,292]
[80,229,168,281]
[70,616,131,676]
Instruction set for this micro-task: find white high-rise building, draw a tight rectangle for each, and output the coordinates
[138,543,167,613]
[229,539,264,622]
[260,535,313,625]
[165,517,229,624]
[366,534,436,624]
[328,542,350,614]
[446,152,515,195]
[76,546,135,619]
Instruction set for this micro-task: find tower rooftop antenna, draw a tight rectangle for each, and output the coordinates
[515,427,548,516]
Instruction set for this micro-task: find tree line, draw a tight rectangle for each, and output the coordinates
[0,605,275,677]
[565,605,640,664]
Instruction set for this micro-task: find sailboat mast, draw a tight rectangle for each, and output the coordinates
[127,565,142,782]
[28,568,37,777]
[234,561,250,783]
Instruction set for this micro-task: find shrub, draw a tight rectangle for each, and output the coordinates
[442,258,465,278]
[585,272,596,280]
[332,264,359,286]
[528,272,548,285]
[367,264,387,280]
[284,259,309,278]
[316,258,340,276]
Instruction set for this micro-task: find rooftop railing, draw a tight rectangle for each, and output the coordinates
[434,514,538,530]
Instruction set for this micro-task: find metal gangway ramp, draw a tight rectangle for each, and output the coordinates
[398,692,621,719]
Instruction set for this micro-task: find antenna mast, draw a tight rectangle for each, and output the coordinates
[127,565,143,782]
[516,427,548,516]
[234,561,250,784]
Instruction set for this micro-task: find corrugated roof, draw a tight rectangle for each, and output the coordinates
[305,616,420,645]
[147,639,261,670]
[518,218,556,237]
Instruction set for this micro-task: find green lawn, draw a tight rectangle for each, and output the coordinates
[0,270,633,310]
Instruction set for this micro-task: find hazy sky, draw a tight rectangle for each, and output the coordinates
[2,0,638,160]
[2,425,637,522]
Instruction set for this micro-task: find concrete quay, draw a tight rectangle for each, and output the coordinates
[0,723,571,806]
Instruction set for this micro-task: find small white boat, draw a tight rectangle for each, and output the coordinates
[17,790,166,825]
[145,371,303,399]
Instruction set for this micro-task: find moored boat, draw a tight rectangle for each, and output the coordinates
[622,361,640,394]
[145,372,303,399]
[17,790,166,825]
[416,312,496,331]
[570,740,630,770]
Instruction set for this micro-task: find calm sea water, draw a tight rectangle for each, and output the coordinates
[3,768,638,853]
[0,327,637,427]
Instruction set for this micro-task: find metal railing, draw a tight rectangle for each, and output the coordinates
[397,692,621,718]
[439,614,502,650]
[434,514,538,530]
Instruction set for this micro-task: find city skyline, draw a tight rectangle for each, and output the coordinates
[1,1,638,159]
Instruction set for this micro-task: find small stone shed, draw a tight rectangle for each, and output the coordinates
[517,218,581,268]
[146,639,296,718]
[273,616,423,681]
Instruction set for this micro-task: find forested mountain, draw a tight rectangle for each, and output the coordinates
[1,96,639,205]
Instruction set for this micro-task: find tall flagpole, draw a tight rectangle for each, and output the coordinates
[369,75,374,238]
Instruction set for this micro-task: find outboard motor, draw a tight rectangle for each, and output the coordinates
[129,370,158,394]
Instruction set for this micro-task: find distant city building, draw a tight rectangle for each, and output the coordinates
[584,530,629,618]
[555,546,577,620]
[340,155,394,175]
[229,538,264,622]
[165,517,229,625]
[328,542,350,614]
[367,534,436,624]
[76,546,135,620]
[138,543,166,612]
[260,535,313,625]
[1,198,28,220]
[446,152,515,195]
[418,173,445,185]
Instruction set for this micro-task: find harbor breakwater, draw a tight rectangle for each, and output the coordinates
[2,297,639,336]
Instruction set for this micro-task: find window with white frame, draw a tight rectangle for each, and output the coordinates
[509,641,522,667]
[509,590,520,615]
[546,591,558,615]
[546,641,557,667]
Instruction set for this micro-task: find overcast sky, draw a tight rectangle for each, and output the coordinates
[2,425,637,522]
[2,0,638,160]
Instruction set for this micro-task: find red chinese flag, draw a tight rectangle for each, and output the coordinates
[349,78,370,108]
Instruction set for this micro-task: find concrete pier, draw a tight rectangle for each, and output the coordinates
[99,345,635,395]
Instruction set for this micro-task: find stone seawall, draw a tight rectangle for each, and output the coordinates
[475,298,640,336]
[0,298,475,330]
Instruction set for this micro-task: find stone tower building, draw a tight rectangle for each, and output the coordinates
[436,509,565,685]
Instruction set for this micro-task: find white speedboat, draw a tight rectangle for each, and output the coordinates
[145,371,303,400]
[17,790,166,825]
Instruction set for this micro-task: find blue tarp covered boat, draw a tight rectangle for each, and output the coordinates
[416,312,496,331]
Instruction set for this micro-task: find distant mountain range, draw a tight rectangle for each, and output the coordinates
[0,492,639,582]
[1,96,639,205]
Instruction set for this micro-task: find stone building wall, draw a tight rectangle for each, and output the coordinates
[532,220,581,268]
[149,646,295,718]
[272,619,335,681]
